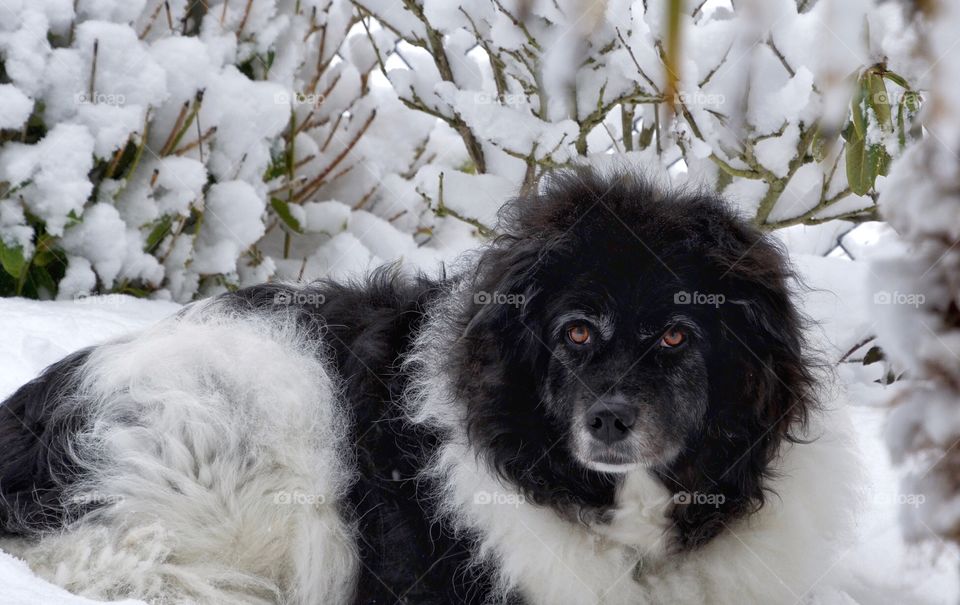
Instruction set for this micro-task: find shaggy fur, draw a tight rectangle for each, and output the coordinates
[0,168,859,604]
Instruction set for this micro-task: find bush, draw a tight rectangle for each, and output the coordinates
[0,0,922,301]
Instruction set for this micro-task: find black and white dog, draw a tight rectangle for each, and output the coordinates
[0,168,859,604]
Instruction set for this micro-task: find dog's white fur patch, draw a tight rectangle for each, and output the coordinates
[2,303,358,604]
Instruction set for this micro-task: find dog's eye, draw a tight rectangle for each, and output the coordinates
[566,324,592,346]
[660,328,686,348]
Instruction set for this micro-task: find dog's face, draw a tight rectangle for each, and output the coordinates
[541,290,710,474]
[453,168,815,546]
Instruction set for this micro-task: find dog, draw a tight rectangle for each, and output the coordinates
[0,168,859,604]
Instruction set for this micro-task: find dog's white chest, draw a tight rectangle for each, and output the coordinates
[441,445,673,605]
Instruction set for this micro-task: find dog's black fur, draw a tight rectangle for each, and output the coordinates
[0,168,815,603]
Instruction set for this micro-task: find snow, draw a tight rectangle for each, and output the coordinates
[0,202,34,255]
[0,123,95,237]
[0,84,33,130]
[748,62,817,136]
[192,180,267,275]
[0,549,143,605]
[57,256,98,300]
[754,122,801,178]
[302,200,352,234]
[60,203,129,288]
[76,0,147,24]
[0,10,54,97]
[0,296,179,402]
[74,103,144,160]
[151,157,209,217]
[869,0,960,556]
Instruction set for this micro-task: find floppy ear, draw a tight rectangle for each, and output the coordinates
[461,235,545,357]
[665,217,817,549]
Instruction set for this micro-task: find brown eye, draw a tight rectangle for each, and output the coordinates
[567,324,592,345]
[660,328,686,348]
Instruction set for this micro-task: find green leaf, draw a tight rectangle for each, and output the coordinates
[811,127,830,163]
[846,72,891,195]
[873,142,891,178]
[904,90,921,113]
[31,234,59,268]
[863,346,885,365]
[846,138,869,196]
[145,215,174,253]
[851,74,868,138]
[66,209,82,228]
[0,240,27,280]
[883,70,910,90]
[31,265,57,297]
[866,72,892,131]
[847,136,889,196]
[270,197,303,233]
[897,100,907,149]
[263,152,289,182]
[840,120,856,144]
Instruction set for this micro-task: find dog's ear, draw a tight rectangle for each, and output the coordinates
[666,211,817,548]
[462,235,549,360]
[451,233,619,511]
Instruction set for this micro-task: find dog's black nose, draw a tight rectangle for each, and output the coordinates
[584,398,637,444]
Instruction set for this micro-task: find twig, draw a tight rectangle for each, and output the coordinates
[139,1,165,39]
[88,39,99,104]
[838,335,877,364]
[174,126,217,157]
[294,110,376,203]
[699,42,733,88]
[159,101,190,156]
[615,27,660,93]
[237,0,255,36]
[432,172,495,238]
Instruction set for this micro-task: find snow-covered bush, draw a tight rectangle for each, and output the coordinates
[0,0,445,301]
[0,0,923,301]
[871,0,960,547]
[355,0,921,230]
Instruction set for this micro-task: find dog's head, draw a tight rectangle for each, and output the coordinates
[448,167,817,547]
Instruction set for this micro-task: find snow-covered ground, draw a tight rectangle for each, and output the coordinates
[0,254,957,604]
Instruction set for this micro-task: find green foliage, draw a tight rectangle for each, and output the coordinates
[270,197,304,233]
[0,232,67,298]
[844,66,920,196]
